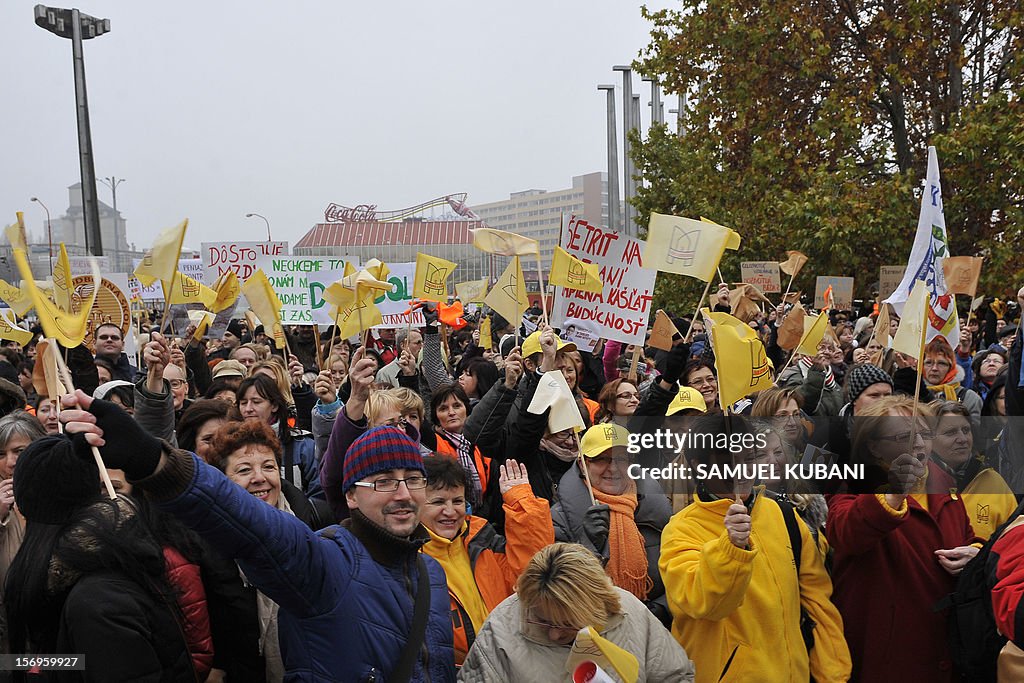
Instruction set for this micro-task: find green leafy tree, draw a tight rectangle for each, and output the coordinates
[632,0,1024,313]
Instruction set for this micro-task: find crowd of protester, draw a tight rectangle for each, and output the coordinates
[0,285,1022,682]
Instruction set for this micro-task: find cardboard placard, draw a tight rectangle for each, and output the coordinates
[878,265,904,300]
[814,276,854,310]
[740,261,781,293]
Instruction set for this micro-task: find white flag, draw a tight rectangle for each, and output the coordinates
[883,146,959,347]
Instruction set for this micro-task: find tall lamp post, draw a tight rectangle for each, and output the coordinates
[34,4,109,257]
[612,66,635,235]
[245,213,272,241]
[597,85,620,233]
[30,197,53,274]
[100,176,125,270]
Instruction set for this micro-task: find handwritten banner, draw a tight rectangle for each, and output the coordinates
[202,241,289,282]
[740,261,781,293]
[550,214,655,348]
[878,265,904,300]
[814,276,855,310]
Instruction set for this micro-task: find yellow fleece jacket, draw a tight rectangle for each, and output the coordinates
[424,523,490,635]
[961,468,1018,540]
[659,491,851,683]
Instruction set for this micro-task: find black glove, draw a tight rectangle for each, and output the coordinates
[661,342,690,385]
[582,503,610,550]
[75,398,163,481]
[421,301,439,328]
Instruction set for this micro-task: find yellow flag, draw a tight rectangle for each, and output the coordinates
[211,271,240,313]
[413,253,457,301]
[479,316,492,350]
[332,294,383,339]
[187,309,216,342]
[362,258,390,283]
[648,310,679,351]
[527,370,585,434]
[0,309,33,346]
[134,219,188,287]
[0,279,34,317]
[566,626,639,683]
[891,280,930,359]
[53,243,74,313]
[5,212,27,252]
[777,303,806,351]
[703,309,773,407]
[874,303,892,350]
[779,250,809,277]
[470,227,539,256]
[483,256,527,325]
[32,340,67,400]
[165,272,217,308]
[13,248,99,348]
[550,246,602,293]
[455,279,488,303]
[941,256,984,297]
[241,269,286,348]
[700,216,742,250]
[797,312,830,357]
[644,213,741,282]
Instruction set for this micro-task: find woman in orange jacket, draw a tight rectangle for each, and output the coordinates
[421,456,554,667]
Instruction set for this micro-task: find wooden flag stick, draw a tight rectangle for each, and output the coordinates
[908,296,929,445]
[159,271,177,335]
[627,342,643,384]
[52,342,117,500]
[326,309,340,361]
[781,270,797,307]
[313,324,324,370]
[686,278,716,343]
[534,251,549,325]
[574,430,597,506]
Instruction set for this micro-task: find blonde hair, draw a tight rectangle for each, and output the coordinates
[850,394,935,461]
[389,387,424,423]
[365,390,404,427]
[516,543,620,631]
[231,342,269,363]
[251,357,294,406]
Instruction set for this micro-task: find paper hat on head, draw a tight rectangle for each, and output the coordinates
[580,423,630,458]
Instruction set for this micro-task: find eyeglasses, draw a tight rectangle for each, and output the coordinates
[615,392,640,401]
[97,334,122,341]
[168,378,187,389]
[353,476,427,492]
[588,455,629,467]
[873,430,935,444]
[524,615,580,632]
[689,377,717,388]
[380,416,408,428]
[924,359,952,369]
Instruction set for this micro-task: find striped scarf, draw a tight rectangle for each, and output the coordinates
[442,429,482,506]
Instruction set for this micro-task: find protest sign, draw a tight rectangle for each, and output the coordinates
[253,257,423,327]
[740,261,781,293]
[551,215,655,349]
[814,276,854,310]
[202,241,289,282]
[71,272,132,353]
[129,257,207,301]
[878,265,904,300]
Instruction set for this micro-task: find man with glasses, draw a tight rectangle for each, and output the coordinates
[93,322,138,382]
[60,396,456,683]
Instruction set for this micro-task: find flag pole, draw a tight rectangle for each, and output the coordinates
[53,341,117,500]
[685,278,715,343]
[574,430,597,506]
[313,324,324,370]
[781,270,797,307]
[535,250,549,325]
[908,294,930,444]
[327,308,340,362]
[159,271,177,336]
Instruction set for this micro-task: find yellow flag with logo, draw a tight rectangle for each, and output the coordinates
[13,248,99,348]
[796,312,830,357]
[566,626,639,683]
[134,219,188,287]
[165,272,217,308]
[332,293,383,339]
[241,269,286,348]
[211,271,240,313]
[644,213,741,282]
[187,309,216,342]
[0,308,33,346]
[455,279,488,303]
[413,253,457,302]
[483,256,528,325]
[702,309,773,407]
[470,228,539,256]
[53,243,74,313]
[550,246,602,293]
[0,279,34,317]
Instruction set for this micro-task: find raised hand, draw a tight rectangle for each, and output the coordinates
[313,369,337,404]
[724,502,752,549]
[498,459,530,494]
[288,354,305,387]
[397,349,417,377]
[504,348,523,389]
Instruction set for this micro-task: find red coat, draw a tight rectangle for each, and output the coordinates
[164,546,214,679]
[826,462,977,683]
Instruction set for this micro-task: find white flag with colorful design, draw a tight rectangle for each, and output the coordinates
[883,146,959,347]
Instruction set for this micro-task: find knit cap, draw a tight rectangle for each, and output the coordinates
[343,426,424,492]
[845,364,894,405]
[14,435,100,525]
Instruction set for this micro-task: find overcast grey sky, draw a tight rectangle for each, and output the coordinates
[1,1,674,252]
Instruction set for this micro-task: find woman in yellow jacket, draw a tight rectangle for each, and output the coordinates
[659,412,851,683]
[420,456,554,667]
[931,399,1017,539]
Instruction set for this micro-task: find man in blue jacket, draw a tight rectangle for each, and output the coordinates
[60,390,455,683]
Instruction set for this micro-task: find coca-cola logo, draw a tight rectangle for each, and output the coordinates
[324,203,379,222]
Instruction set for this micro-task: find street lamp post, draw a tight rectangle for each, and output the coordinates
[34,4,109,257]
[30,197,53,274]
[597,85,620,233]
[612,66,635,235]
[100,176,125,270]
[245,213,272,241]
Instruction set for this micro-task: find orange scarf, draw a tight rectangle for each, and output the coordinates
[593,480,652,601]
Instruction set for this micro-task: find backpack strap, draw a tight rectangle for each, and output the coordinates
[389,555,432,683]
[767,492,801,573]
